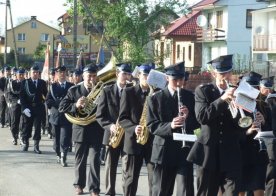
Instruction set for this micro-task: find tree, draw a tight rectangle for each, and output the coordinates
[33,43,47,61]
[65,0,189,66]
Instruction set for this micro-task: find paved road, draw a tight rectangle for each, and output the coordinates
[0,126,149,196]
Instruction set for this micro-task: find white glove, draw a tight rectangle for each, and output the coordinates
[17,99,21,104]
[23,108,31,118]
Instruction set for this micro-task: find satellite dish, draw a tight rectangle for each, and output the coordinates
[196,15,207,27]
[255,26,264,35]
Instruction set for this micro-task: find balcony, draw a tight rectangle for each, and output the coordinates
[196,28,226,42]
[253,34,276,52]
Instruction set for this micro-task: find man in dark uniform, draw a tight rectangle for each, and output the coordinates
[59,64,104,196]
[118,63,155,196]
[147,62,199,196]
[96,63,132,196]
[7,68,25,145]
[46,66,74,167]
[259,77,276,196]
[20,65,48,153]
[187,54,246,195]
[0,66,11,128]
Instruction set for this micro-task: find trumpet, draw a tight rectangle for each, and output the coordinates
[224,80,253,128]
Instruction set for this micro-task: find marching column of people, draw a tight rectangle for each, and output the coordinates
[2,54,276,196]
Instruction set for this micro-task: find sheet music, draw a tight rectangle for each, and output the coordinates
[173,133,197,142]
[147,69,167,89]
[235,93,256,113]
[254,131,275,139]
[234,79,260,99]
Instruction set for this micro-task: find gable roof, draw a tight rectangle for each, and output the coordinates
[163,10,201,36]
[7,18,59,32]
[193,0,219,10]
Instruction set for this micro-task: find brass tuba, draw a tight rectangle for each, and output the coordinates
[65,55,117,126]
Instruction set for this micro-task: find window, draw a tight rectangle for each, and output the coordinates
[41,34,49,42]
[177,45,180,59]
[17,33,26,41]
[183,47,185,61]
[17,47,25,54]
[216,11,223,28]
[188,45,192,61]
[165,43,171,58]
[31,21,37,29]
[246,9,255,28]
[207,13,212,28]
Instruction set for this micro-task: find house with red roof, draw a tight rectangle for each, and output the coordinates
[154,0,268,71]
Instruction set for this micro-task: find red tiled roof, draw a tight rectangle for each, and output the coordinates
[163,10,201,36]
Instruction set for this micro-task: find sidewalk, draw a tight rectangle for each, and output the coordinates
[0,126,149,196]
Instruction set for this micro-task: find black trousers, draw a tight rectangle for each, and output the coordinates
[21,104,44,142]
[152,162,194,196]
[9,103,21,139]
[74,142,101,194]
[121,152,154,196]
[265,160,276,196]
[196,167,241,196]
[0,96,6,126]
[52,124,72,154]
[104,145,123,195]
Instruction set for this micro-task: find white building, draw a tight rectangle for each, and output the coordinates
[193,0,268,70]
[251,0,276,76]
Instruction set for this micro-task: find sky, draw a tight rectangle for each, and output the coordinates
[0,0,200,35]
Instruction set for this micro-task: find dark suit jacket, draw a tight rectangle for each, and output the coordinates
[119,84,152,155]
[19,78,48,111]
[7,80,21,104]
[147,87,199,166]
[187,82,245,172]
[58,82,103,145]
[96,83,121,145]
[46,81,74,126]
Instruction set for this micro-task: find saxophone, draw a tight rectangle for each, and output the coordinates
[136,93,150,145]
[109,119,125,148]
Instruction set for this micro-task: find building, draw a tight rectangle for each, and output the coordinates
[154,0,268,71]
[6,16,60,55]
[56,13,107,68]
[153,10,202,71]
[193,0,268,70]
[251,0,276,77]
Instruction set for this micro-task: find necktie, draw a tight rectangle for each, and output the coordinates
[173,91,177,101]
[33,80,37,88]
[61,83,65,89]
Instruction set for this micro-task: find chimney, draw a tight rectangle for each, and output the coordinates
[31,16,37,20]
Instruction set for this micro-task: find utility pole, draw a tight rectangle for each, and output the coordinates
[73,0,77,67]
[1,0,18,67]
[4,0,7,64]
[7,0,18,67]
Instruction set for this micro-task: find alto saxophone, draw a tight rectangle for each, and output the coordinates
[136,95,150,145]
[109,120,125,148]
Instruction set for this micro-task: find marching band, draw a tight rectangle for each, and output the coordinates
[0,54,276,196]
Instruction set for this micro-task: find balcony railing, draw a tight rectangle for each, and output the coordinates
[196,28,226,42]
[253,34,276,52]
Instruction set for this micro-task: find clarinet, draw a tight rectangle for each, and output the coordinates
[176,87,187,148]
